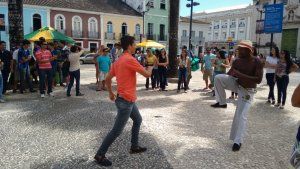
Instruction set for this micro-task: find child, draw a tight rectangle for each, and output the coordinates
[96,48,111,91]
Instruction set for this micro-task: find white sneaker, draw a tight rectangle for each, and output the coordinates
[48,92,54,97]
[0,99,5,103]
[41,94,45,98]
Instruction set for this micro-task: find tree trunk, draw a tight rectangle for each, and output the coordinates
[168,0,179,78]
[8,0,23,50]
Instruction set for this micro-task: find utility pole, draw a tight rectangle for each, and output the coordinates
[186,0,200,51]
[270,0,276,52]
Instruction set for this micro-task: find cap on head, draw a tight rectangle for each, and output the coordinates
[238,40,253,52]
[103,47,110,53]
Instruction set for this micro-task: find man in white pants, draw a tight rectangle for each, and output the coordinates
[211,40,263,151]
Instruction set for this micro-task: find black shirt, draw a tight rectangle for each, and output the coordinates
[158,55,167,68]
[0,49,12,72]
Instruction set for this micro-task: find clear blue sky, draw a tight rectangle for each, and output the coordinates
[180,0,253,16]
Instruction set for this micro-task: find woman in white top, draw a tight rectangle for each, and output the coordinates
[66,45,85,97]
[264,47,279,104]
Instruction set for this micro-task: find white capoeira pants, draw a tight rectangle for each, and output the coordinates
[214,74,256,144]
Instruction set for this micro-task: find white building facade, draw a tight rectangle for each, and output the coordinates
[193,5,256,51]
[178,17,209,56]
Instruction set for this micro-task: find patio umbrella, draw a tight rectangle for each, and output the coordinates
[137,40,165,48]
[24,26,75,44]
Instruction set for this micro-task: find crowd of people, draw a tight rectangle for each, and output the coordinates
[1,36,300,167]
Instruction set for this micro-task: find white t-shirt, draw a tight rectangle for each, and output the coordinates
[265,56,278,74]
[68,50,84,72]
[13,49,19,61]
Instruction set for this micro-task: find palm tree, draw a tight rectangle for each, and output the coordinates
[168,0,180,78]
[8,0,24,49]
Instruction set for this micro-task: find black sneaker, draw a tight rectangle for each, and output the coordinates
[67,94,71,97]
[232,143,242,152]
[271,100,275,105]
[94,155,112,166]
[130,146,147,154]
[76,93,84,96]
[211,103,227,108]
[266,100,271,104]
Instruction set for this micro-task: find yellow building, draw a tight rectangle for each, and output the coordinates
[101,13,143,48]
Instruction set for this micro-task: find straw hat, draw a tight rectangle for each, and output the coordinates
[238,40,253,52]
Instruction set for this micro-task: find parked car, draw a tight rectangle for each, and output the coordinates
[80,53,96,64]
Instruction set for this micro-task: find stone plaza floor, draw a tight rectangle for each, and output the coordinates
[1,64,300,169]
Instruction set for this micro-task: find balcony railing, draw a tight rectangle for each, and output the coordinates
[105,32,115,40]
[57,29,66,35]
[158,35,167,41]
[119,33,129,39]
[146,34,156,41]
[72,30,83,38]
[88,31,99,39]
[134,34,141,41]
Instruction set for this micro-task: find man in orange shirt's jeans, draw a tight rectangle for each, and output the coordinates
[94,36,153,166]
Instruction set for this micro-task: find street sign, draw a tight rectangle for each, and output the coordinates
[264,3,284,33]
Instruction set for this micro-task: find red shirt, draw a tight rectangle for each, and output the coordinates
[35,49,52,69]
[110,52,144,102]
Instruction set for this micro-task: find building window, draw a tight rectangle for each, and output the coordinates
[230,19,236,28]
[183,30,187,37]
[72,16,82,31]
[214,22,219,29]
[135,24,141,35]
[55,14,65,33]
[214,33,219,40]
[75,41,83,47]
[231,32,235,39]
[122,23,127,36]
[238,18,246,27]
[222,20,227,28]
[107,21,113,33]
[33,13,41,31]
[159,24,165,40]
[191,31,195,37]
[222,32,227,39]
[148,23,153,35]
[160,0,166,9]
[88,17,97,33]
[89,42,98,53]
[199,31,203,38]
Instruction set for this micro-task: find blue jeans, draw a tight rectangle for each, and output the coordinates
[67,69,80,95]
[39,69,53,94]
[158,67,167,90]
[0,73,3,99]
[266,73,275,101]
[276,75,289,105]
[178,68,187,90]
[19,67,34,93]
[96,96,142,156]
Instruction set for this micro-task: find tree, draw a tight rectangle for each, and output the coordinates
[8,0,24,50]
[168,0,180,78]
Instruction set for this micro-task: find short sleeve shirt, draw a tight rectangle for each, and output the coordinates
[203,54,216,70]
[35,49,52,70]
[96,55,111,73]
[265,56,278,74]
[110,52,144,102]
[18,48,30,69]
[0,50,12,71]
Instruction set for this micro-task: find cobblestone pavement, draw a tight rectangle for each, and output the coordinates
[1,64,300,169]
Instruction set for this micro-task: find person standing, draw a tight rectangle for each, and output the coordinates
[66,45,85,97]
[35,42,54,98]
[93,45,104,85]
[264,47,279,105]
[18,40,35,94]
[201,47,216,90]
[96,48,111,91]
[144,49,157,90]
[274,50,299,109]
[157,48,168,91]
[12,43,21,93]
[59,41,70,88]
[289,84,300,169]
[0,58,5,102]
[211,40,263,151]
[0,41,13,95]
[48,42,58,87]
[177,49,190,93]
[94,36,153,166]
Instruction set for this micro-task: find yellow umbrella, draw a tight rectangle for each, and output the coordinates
[137,40,165,48]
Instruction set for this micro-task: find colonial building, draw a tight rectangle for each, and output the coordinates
[193,4,256,50]
[0,0,142,51]
[122,0,170,46]
[178,17,209,55]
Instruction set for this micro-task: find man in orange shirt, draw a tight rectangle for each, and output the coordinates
[94,36,153,166]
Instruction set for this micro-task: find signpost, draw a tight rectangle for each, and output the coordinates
[264,2,283,51]
[8,0,23,49]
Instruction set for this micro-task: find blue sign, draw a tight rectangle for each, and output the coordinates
[229,42,234,46]
[264,3,284,33]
